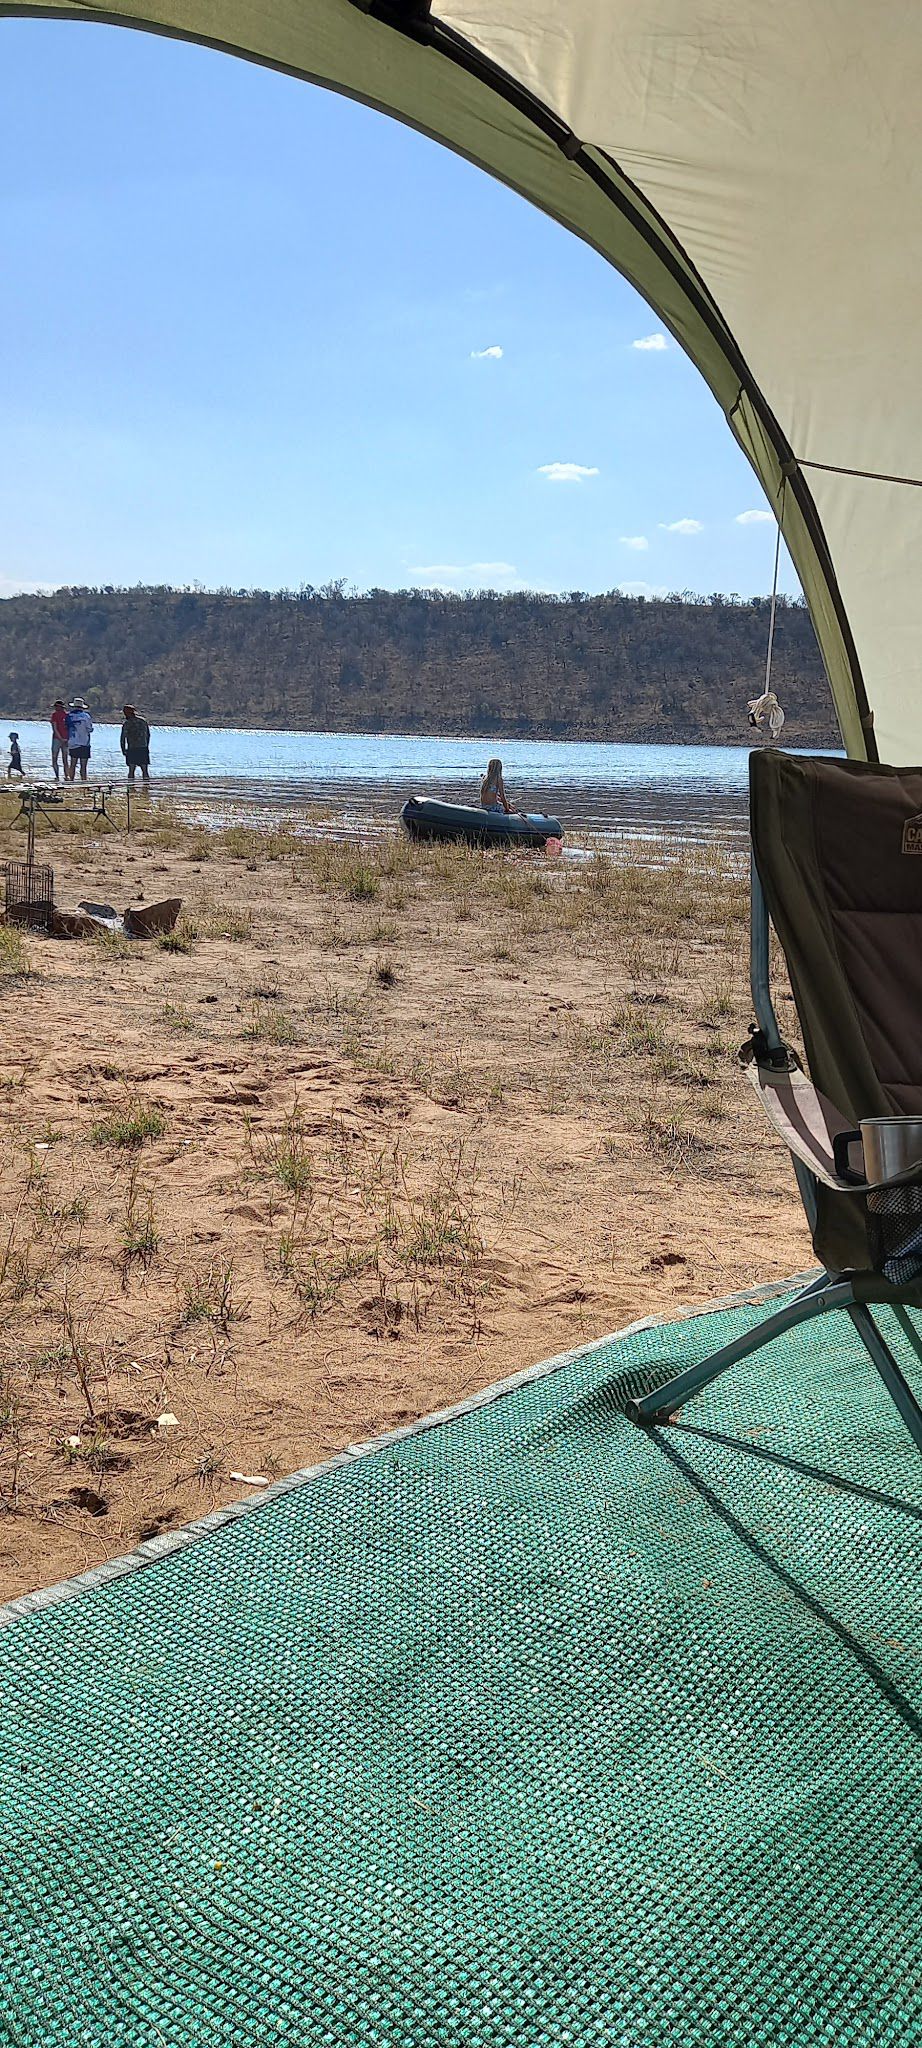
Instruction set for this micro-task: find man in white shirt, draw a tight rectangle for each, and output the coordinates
[65,699,94,782]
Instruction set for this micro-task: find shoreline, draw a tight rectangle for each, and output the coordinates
[0,717,835,753]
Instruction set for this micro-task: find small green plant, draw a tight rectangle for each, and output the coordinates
[0,924,29,979]
[180,1257,242,1331]
[215,823,301,863]
[29,1342,71,1378]
[60,1294,100,1421]
[251,1108,315,1196]
[405,1049,434,1092]
[702,977,735,1027]
[157,921,195,954]
[0,1369,22,1439]
[205,908,253,941]
[120,1184,159,1273]
[65,1426,121,1474]
[242,1006,300,1045]
[92,1104,166,1148]
[275,1229,298,1280]
[345,862,379,903]
[641,1111,712,1169]
[159,1001,194,1033]
[92,928,133,959]
[295,1246,371,1317]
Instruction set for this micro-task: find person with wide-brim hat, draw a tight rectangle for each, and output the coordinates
[65,698,94,782]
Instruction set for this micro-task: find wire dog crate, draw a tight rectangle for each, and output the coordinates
[5,860,54,930]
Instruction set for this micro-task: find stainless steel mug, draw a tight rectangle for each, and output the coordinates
[833,1116,922,1187]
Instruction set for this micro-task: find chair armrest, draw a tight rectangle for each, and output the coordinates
[740,1040,856,1190]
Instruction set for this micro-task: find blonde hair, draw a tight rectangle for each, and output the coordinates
[484,757,503,790]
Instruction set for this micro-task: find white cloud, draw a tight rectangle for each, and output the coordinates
[410,561,517,581]
[619,580,668,598]
[537,462,599,483]
[735,508,774,525]
[619,535,649,552]
[0,576,57,598]
[632,333,669,351]
[470,345,503,360]
[660,518,704,535]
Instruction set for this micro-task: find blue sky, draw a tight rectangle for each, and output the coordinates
[0,19,795,602]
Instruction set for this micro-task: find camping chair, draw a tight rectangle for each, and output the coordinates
[627,750,922,1451]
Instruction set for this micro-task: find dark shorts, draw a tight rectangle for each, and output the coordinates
[126,749,150,770]
[70,746,91,764]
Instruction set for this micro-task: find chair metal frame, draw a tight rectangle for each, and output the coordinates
[627,857,922,1451]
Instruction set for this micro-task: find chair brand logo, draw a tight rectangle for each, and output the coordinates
[902,813,922,854]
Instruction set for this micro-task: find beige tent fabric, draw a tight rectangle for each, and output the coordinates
[5,2,920,758]
[446,3,922,762]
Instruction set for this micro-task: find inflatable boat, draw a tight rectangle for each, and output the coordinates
[400,796,563,850]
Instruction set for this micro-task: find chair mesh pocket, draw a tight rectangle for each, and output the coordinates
[866,1183,922,1285]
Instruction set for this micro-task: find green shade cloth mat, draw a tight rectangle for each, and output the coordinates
[1,1291,921,2046]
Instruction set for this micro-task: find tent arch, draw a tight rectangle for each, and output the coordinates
[7,2,915,759]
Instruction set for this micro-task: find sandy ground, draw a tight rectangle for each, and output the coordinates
[0,797,811,1599]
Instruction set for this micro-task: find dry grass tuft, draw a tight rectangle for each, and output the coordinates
[242,1005,300,1045]
[0,925,30,980]
[92,1104,166,1148]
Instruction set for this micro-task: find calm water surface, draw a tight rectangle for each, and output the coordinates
[3,721,763,845]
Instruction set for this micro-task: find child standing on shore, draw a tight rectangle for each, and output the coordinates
[7,733,24,779]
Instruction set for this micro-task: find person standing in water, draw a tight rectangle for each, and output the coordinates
[50,700,69,782]
[65,698,93,781]
[480,757,512,813]
[120,704,151,783]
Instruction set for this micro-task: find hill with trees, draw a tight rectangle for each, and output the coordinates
[0,583,839,745]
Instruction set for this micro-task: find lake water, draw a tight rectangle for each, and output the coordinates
[2,720,767,846]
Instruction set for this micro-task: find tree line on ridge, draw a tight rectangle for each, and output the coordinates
[0,583,839,744]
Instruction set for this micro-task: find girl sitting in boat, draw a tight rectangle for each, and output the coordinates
[481,757,512,813]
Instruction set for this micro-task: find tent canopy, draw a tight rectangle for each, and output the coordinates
[5,1,920,760]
